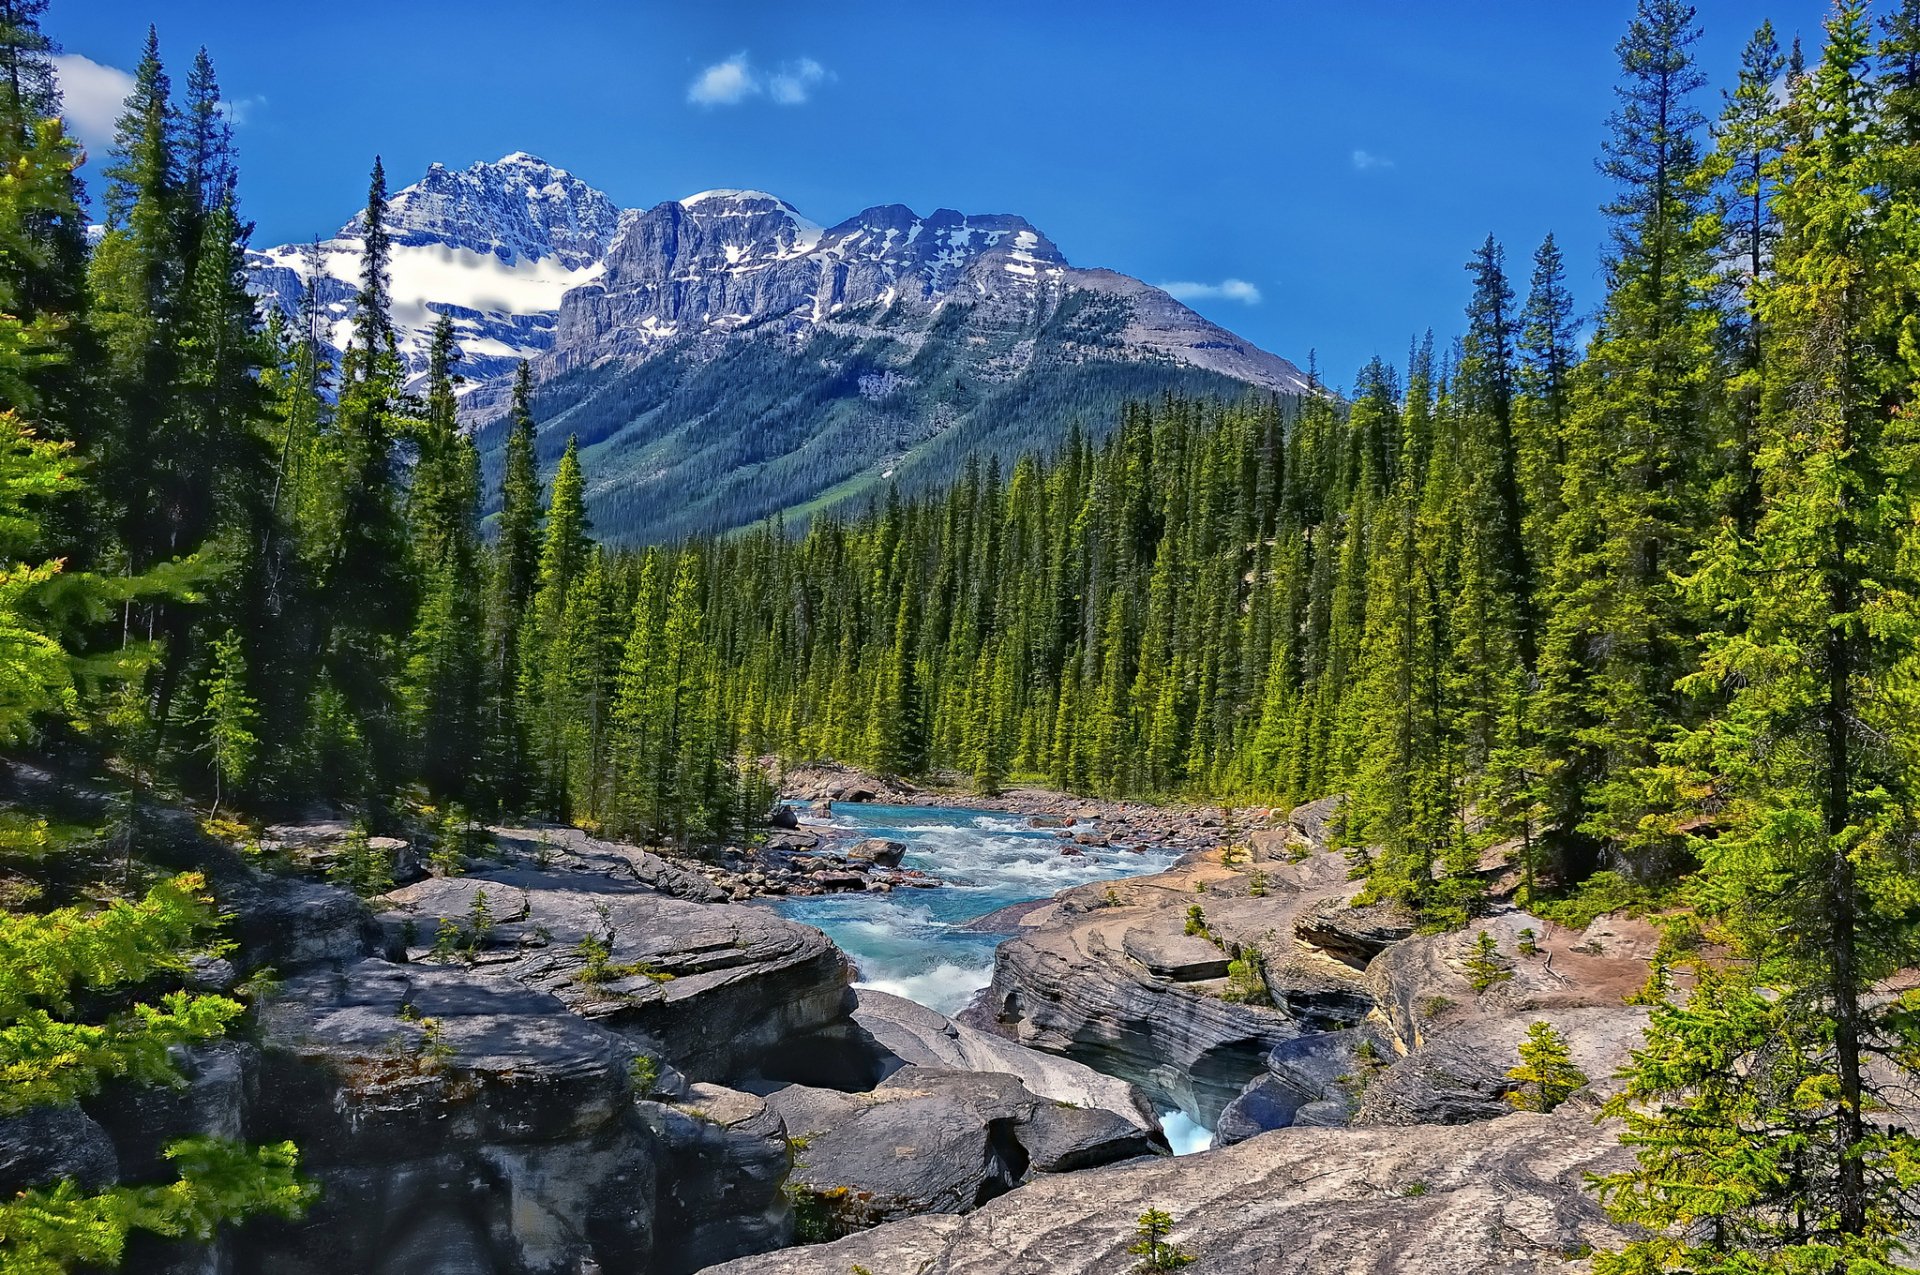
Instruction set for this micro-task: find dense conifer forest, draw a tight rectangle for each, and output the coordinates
[10,0,1920,1268]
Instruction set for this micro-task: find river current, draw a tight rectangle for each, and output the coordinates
[768,801,1214,1154]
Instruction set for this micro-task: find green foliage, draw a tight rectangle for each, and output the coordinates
[1128,1208,1195,1272]
[1183,904,1208,937]
[1506,1020,1586,1113]
[1462,930,1512,993]
[1222,946,1270,1006]
[326,823,392,898]
[1532,870,1653,931]
[0,872,244,1113]
[574,932,673,986]
[0,1138,313,1275]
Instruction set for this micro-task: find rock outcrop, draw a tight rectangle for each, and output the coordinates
[966,824,1375,1124]
[850,988,1160,1130]
[705,1110,1636,1275]
[767,1065,1161,1239]
[245,959,656,1274]
[371,869,852,1083]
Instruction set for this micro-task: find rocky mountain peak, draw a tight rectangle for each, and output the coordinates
[338,151,621,270]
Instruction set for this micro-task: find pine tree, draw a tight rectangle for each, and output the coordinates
[310,158,414,798]
[1505,1020,1586,1112]
[521,435,590,811]
[1535,0,1720,874]
[1596,8,1920,1267]
[404,319,484,800]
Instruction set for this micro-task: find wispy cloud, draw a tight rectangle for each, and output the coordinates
[50,53,133,155]
[688,53,832,107]
[769,57,827,105]
[218,94,267,127]
[1351,148,1394,172]
[1159,278,1263,305]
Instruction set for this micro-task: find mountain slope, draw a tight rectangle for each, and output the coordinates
[248,155,1310,542]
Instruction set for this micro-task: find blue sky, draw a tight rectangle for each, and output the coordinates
[53,0,1825,389]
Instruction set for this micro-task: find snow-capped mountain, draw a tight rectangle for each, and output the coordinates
[246,153,619,387]
[541,190,1307,395]
[247,153,1312,540]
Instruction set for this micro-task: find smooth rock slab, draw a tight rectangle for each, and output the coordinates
[850,988,1160,1130]
[704,1111,1634,1275]
[767,1066,1159,1239]
[1119,928,1231,981]
[374,869,852,1082]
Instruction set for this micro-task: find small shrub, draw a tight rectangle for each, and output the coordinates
[466,888,495,953]
[629,1053,660,1095]
[1506,1020,1588,1113]
[1402,1180,1430,1198]
[431,806,482,876]
[329,823,393,897]
[1184,904,1209,937]
[1248,869,1268,898]
[1516,926,1540,956]
[1463,931,1512,993]
[1222,946,1270,1006]
[576,934,673,985]
[430,916,462,963]
[1129,1208,1195,1271]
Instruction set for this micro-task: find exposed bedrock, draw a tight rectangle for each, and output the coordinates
[704,1109,1635,1275]
[371,869,854,1084]
[765,1065,1164,1241]
[965,812,1375,1125]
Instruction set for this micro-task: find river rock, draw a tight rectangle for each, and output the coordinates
[1214,1025,1395,1143]
[490,823,729,903]
[766,804,800,830]
[372,869,852,1083]
[1353,1007,1648,1128]
[768,1066,1157,1238]
[846,838,906,868]
[246,958,655,1274]
[703,1110,1633,1275]
[1293,895,1416,968]
[850,988,1160,1130]
[1120,929,1231,981]
[639,1084,795,1272]
[970,818,1371,1124]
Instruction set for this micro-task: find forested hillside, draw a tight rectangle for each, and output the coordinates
[9,0,1920,1269]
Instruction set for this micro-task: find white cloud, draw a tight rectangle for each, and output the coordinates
[688,53,831,107]
[218,94,266,126]
[1351,148,1394,171]
[1159,278,1263,305]
[689,52,757,106]
[50,53,133,155]
[769,57,827,105]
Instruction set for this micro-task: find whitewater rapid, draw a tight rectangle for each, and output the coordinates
[768,802,1213,1153]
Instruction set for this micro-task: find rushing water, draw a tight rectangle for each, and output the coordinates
[770,803,1179,1014]
[769,802,1214,1152]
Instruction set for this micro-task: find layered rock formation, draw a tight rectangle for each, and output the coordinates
[706,1109,1634,1275]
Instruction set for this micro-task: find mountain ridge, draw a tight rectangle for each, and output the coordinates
[246,153,1311,541]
